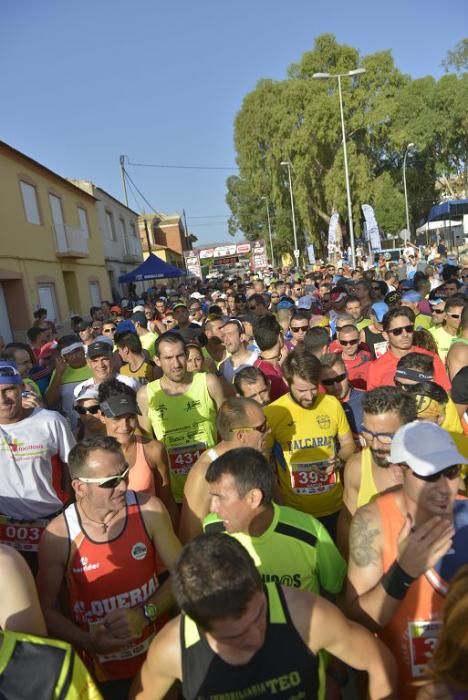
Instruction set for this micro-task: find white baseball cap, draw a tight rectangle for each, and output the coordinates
[390,421,466,476]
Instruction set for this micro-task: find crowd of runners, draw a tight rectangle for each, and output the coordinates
[0,243,468,699]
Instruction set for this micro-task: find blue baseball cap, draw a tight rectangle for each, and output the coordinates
[277,296,295,310]
[370,302,389,323]
[401,291,422,303]
[115,320,137,335]
[0,362,22,385]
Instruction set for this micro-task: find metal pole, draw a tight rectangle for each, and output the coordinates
[262,197,275,268]
[286,163,299,269]
[403,147,410,244]
[337,75,356,269]
[119,156,129,208]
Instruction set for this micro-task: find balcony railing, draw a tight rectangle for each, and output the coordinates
[53,224,89,258]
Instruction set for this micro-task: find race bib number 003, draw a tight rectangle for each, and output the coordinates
[168,443,206,475]
[408,620,441,678]
[0,515,48,552]
[291,461,337,495]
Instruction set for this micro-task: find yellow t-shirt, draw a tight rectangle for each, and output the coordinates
[140,331,158,358]
[264,393,351,517]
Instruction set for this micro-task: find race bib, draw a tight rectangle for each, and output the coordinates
[89,620,154,663]
[291,461,337,495]
[374,340,389,359]
[168,443,206,476]
[0,515,48,552]
[408,620,441,678]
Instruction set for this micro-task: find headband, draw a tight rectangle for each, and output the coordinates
[395,367,433,383]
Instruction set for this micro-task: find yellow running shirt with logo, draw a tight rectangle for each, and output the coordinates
[264,393,351,517]
[147,372,217,502]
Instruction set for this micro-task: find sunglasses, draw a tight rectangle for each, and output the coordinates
[75,404,100,415]
[447,313,461,319]
[432,309,445,314]
[410,464,460,483]
[339,338,359,347]
[78,466,130,489]
[388,324,414,336]
[92,326,102,331]
[322,372,347,386]
[230,419,269,434]
[291,325,309,333]
[361,427,394,445]
[103,327,116,333]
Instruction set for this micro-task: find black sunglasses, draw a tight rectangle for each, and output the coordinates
[322,372,347,386]
[388,324,414,336]
[432,309,444,314]
[411,465,460,483]
[75,405,100,415]
[340,338,359,346]
[291,325,309,333]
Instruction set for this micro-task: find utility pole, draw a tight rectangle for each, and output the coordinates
[119,155,129,207]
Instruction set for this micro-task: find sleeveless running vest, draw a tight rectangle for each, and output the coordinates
[0,630,101,700]
[356,447,378,509]
[65,490,159,682]
[376,494,468,699]
[181,582,325,700]
[128,440,155,496]
[146,373,217,502]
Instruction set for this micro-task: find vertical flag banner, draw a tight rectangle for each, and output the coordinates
[362,204,382,252]
[328,212,340,255]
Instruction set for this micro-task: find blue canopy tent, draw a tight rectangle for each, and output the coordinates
[428,198,468,223]
[118,253,186,283]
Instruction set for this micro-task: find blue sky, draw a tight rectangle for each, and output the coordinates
[1,0,466,245]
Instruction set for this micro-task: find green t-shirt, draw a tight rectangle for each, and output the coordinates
[429,324,457,360]
[204,502,346,595]
[414,313,432,331]
[140,331,158,358]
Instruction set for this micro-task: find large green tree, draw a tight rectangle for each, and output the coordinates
[227,34,466,256]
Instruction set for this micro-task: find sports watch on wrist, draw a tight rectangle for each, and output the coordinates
[143,603,159,624]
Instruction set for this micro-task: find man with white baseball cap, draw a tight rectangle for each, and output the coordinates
[346,420,468,698]
[45,335,92,431]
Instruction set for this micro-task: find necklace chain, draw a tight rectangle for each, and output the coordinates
[79,499,123,533]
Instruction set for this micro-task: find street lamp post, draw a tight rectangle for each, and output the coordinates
[312,68,366,269]
[280,160,299,269]
[403,143,415,244]
[261,196,275,268]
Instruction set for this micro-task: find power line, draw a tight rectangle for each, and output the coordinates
[122,167,160,215]
[127,159,238,172]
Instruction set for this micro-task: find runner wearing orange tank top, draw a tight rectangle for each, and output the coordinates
[37,436,182,700]
[96,379,179,530]
[346,422,468,699]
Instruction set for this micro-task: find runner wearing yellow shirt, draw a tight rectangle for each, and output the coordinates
[264,348,356,538]
[429,296,465,361]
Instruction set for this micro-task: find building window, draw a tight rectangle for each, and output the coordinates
[89,281,101,307]
[130,222,137,238]
[20,181,41,224]
[77,206,90,238]
[105,210,116,240]
[37,284,59,323]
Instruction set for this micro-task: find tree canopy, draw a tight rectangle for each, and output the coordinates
[226,34,468,257]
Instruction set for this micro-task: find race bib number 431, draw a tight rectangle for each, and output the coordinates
[291,461,336,495]
[169,443,206,475]
[0,515,48,552]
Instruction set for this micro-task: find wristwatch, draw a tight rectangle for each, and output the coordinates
[143,603,159,624]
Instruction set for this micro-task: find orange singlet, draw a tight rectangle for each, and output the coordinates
[65,490,160,682]
[128,440,155,496]
[376,492,444,699]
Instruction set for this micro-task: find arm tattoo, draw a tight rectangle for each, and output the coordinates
[350,511,380,567]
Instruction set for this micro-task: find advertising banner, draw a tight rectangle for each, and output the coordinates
[362,204,382,252]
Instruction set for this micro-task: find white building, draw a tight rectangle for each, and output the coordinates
[70,180,143,300]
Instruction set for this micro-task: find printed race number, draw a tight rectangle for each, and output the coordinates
[168,444,206,475]
[0,515,48,552]
[408,620,441,678]
[291,462,337,495]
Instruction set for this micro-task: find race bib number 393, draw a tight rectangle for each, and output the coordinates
[168,443,206,475]
[291,461,336,495]
[0,515,48,552]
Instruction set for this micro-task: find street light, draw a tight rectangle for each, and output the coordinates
[403,142,415,244]
[280,160,299,269]
[312,68,366,268]
[261,196,275,268]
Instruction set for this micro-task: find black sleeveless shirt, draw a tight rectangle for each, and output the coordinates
[180,582,322,699]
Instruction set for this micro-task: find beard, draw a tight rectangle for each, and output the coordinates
[370,447,391,468]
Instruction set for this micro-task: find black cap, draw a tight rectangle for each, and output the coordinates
[76,320,91,332]
[100,394,141,418]
[87,340,114,359]
[132,311,147,325]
